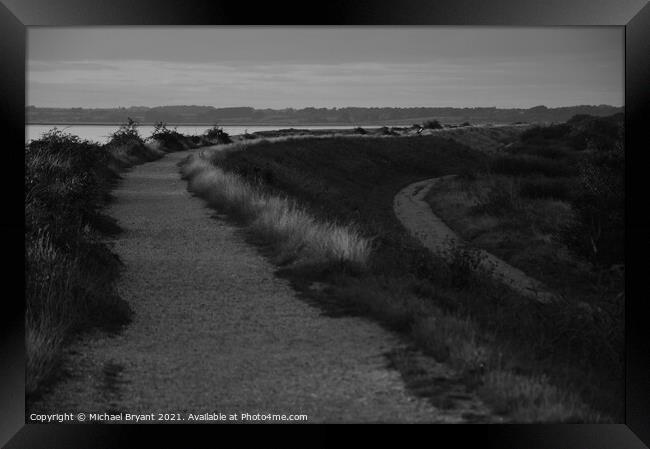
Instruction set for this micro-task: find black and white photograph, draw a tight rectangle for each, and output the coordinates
[23,25,626,424]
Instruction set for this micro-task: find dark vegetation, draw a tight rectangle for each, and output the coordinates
[433,113,624,285]
[439,114,623,268]
[489,153,576,178]
[559,116,624,266]
[150,121,194,148]
[425,113,624,417]
[378,126,399,136]
[27,104,622,125]
[489,113,624,266]
[422,119,443,130]
[518,178,571,200]
[205,127,623,421]
[103,118,163,170]
[25,120,200,398]
[204,125,233,144]
[252,126,415,139]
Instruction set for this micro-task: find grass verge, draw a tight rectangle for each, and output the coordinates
[181,156,371,268]
[25,125,202,399]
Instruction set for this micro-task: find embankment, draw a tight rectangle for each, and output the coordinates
[181,134,613,422]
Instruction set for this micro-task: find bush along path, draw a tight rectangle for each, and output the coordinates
[25,123,210,399]
[28,148,498,423]
[394,176,557,303]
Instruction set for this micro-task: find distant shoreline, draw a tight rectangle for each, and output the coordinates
[26,122,412,127]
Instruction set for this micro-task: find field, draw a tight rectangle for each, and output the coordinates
[184,121,624,422]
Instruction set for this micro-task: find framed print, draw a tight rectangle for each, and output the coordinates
[1,0,649,446]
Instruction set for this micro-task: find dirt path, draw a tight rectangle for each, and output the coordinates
[394,177,556,303]
[29,149,494,423]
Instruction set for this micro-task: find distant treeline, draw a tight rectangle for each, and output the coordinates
[26,104,622,126]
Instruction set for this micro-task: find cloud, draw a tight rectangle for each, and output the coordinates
[27,56,623,108]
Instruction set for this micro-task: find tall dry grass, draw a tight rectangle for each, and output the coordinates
[479,370,603,422]
[328,274,605,422]
[181,155,371,268]
[25,230,72,393]
[25,125,196,398]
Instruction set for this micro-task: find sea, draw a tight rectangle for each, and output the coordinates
[25,124,360,144]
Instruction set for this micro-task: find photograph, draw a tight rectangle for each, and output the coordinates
[22,25,627,425]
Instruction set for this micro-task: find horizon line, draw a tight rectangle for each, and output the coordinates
[26,104,624,110]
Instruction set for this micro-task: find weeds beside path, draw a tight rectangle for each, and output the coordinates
[25,125,207,399]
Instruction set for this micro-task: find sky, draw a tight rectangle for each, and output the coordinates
[27,27,624,109]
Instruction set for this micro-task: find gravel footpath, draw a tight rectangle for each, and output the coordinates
[28,149,473,423]
[394,176,556,303]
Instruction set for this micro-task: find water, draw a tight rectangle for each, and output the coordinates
[26,124,359,144]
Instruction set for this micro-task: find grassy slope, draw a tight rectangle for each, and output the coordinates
[419,125,527,152]
[425,175,592,296]
[424,118,624,306]
[214,136,487,274]
[201,134,622,422]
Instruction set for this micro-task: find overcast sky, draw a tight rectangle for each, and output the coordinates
[27,27,623,109]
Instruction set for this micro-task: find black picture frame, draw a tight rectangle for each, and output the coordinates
[2,0,648,446]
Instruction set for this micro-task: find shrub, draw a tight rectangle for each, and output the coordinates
[560,137,624,266]
[422,120,442,130]
[567,114,623,151]
[149,121,188,149]
[378,126,398,136]
[107,117,144,147]
[26,130,113,240]
[189,135,204,145]
[204,125,232,144]
[354,126,367,135]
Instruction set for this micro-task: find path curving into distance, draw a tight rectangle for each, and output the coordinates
[394,176,557,303]
[29,149,493,423]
